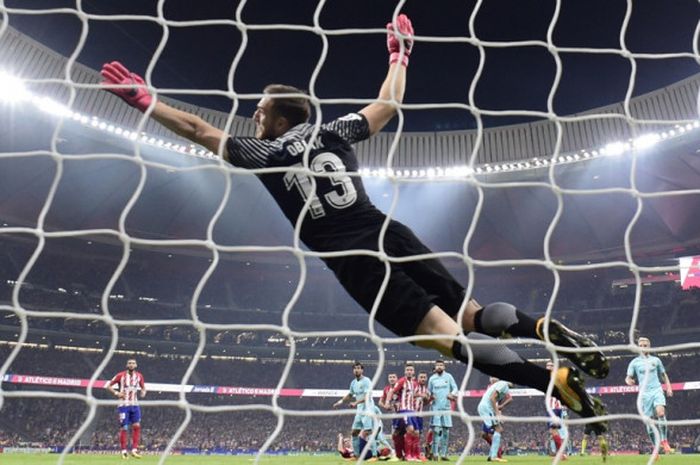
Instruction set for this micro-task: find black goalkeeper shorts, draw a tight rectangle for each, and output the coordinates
[318,219,466,338]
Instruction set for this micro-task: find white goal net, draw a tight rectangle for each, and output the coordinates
[1,1,700,465]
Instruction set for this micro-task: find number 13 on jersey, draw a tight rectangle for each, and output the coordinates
[283,152,357,219]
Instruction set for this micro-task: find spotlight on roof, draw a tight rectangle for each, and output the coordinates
[603,141,626,156]
[0,72,30,103]
[633,133,660,150]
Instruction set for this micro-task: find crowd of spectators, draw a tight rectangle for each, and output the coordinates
[2,390,700,455]
[4,339,700,393]
[3,345,700,455]
[3,236,698,341]
[2,276,697,352]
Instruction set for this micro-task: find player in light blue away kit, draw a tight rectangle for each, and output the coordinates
[334,361,376,460]
[478,378,513,463]
[428,360,458,461]
[625,337,674,456]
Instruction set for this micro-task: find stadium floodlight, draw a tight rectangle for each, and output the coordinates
[0,71,30,103]
[633,133,661,150]
[32,96,72,117]
[454,165,472,177]
[604,141,627,156]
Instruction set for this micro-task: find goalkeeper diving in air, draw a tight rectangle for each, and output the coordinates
[101,13,609,434]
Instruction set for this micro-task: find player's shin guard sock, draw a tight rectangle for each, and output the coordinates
[370,436,378,457]
[432,428,441,458]
[441,428,450,458]
[409,433,418,458]
[580,437,588,454]
[452,333,550,392]
[403,434,414,458]
[131,424,141,450]
[393,433,404,459]
[658,416,668,441]
[414,433,422,458]
[411,433,420,459]
[474,302,538,339]
[358,436,371,459]
[490,432,501,459]
[119,429,128,450]
[552,432,563,452]
[352,435,361,457]
[646,425,657,447]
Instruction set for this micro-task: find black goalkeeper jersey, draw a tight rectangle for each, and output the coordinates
[226,113,387,249]
[227,113,467,339]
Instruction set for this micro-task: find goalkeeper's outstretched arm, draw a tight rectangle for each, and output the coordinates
[150,101,226,155]
[100,14,413,152]
[359,14,413,136]
[100,61,227,156]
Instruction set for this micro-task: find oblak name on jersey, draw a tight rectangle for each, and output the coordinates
[284,134,326,156]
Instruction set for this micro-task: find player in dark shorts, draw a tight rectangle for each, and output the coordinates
[101,13,609,431]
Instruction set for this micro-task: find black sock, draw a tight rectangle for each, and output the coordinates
[451,333,550,392]
[474,302,540,339]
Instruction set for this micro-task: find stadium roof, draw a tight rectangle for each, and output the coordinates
[4,0,700,132]
[1,19,699,266]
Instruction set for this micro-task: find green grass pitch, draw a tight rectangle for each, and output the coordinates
[0,455,695,465]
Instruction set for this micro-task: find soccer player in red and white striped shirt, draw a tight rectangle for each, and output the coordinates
[107,359,146,459]
[380,373,405,459]
[388,363,422,461]
[415,372,430,460]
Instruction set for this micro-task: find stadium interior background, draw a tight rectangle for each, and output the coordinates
[2,0,700,458]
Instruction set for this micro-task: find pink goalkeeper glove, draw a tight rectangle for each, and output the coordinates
[100,61,153,112]
[386,14,414,67]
